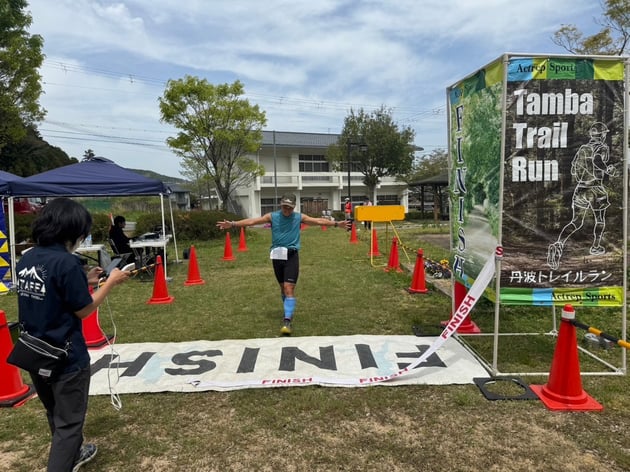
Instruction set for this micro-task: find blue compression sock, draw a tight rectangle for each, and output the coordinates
[283,297,296,320]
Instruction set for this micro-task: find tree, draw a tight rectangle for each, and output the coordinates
[327,106,415,199]
[403,148,448,184]
[83,149,96,159]
[552,0,629,55]
[179,157,216,209]
[158,77,266,212]
[0,125,77,175]
[0,0,45,152]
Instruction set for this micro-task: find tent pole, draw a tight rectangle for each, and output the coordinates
[160,194,166,240]
[169,197,180,264]
[159,194,169,280]
[8,196,16,287]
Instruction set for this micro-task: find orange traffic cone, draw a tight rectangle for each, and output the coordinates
[238,227,248,252]
[407,249,428,293]
[184,245,205,286]
[385,237,403,273]
[368,228,381,257]
[531,305,603,411]
[441,280,480,333]
[349,223,358,244]
[0,310,36,408]
[222,232,236,261]
[82,286,113,349]
[82,307,113,348]
[147,256,174,304]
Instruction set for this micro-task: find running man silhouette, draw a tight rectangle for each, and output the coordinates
[547,122,616,270]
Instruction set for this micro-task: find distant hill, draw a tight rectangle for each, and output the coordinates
[129,169,188,184]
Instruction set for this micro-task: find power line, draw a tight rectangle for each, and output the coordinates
[42,59,444,119]
[41,133,171,151]
[39,60,448,150]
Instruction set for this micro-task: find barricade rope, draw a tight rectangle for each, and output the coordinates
[394,237,451,279]
[571,319,630,350]
[357,225,452,279]
[190,249,498,390]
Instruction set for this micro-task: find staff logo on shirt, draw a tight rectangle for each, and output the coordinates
[17,265,47,299]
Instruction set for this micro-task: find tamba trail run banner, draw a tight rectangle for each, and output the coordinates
[500,57,626,306]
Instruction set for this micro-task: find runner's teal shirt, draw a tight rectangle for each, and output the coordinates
[271,211,302,250]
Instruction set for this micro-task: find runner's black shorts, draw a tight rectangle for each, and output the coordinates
[272,249,299,285]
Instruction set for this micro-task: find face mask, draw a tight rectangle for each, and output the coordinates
[68,237,84,253]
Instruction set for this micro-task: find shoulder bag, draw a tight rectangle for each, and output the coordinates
[7,330,69,379]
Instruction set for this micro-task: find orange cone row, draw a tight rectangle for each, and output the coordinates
[368,228,381,256]
[385,237,403,273]
[184,245,205,286]
[0,310,36,408]
[82,286,114,348]
[349,223,358,244]
[147,255,174,304]
[407,249,428,294]
[222,233,236,261]
[440,281,480,333]
[238,227,248,252]
[531,305,603,411]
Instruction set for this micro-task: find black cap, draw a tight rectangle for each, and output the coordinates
[280,194,296,208]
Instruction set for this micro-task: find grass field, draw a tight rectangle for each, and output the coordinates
[1,223,629,471]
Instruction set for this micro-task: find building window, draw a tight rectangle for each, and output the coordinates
[299,154,329,172]
[377,194,399,205]
[261,197,281,214]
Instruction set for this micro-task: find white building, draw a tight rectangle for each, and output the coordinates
[231,130,410,217]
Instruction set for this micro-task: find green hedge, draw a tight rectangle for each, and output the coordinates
[12,214,36,243]
[92,210,241,241]
[11,210,239,243]
[135,210,237,240]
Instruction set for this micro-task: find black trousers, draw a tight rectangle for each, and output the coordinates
[30,366,91,472]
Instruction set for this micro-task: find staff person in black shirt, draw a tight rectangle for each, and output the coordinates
[16,198,129,471]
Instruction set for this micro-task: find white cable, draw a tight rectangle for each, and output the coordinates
[94,282,122,410]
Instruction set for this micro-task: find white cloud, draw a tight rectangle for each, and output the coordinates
[26,0,602,177]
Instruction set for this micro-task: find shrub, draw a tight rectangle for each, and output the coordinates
[12,209,243,244]
[406,210,424,220]
[135,210,238,240]
[90,213,112,241]
[332,210,345,221]
[12,214,36,242]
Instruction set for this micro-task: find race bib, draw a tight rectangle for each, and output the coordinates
[270,247,288,260]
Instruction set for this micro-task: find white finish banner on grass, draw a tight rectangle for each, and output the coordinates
[87,335,486,394]
[88,253,496,394]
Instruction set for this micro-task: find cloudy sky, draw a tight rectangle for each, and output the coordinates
[27,0,601,179]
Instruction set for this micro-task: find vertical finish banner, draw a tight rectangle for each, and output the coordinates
[447,58,503,299]
[0,203,10,293]
[501,57,626,306]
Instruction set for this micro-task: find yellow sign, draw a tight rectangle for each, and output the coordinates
[355,205,405,222]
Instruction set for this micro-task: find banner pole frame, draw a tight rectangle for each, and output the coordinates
[448,53,629,377]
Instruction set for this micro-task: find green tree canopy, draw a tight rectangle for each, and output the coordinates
[158,77,266,212]
[0,0,45,152]
[327,106,416,198]
[402,148,448,184]
[0,125,76,175]
[552,0,629,55]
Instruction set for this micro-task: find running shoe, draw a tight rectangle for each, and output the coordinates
[73,443,97,471]
[280,318,292,335]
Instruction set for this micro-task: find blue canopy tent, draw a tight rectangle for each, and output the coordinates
[0,170,22,195]
[9,157,167,196]
[0,171,23,292]
[6,157,179,285]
